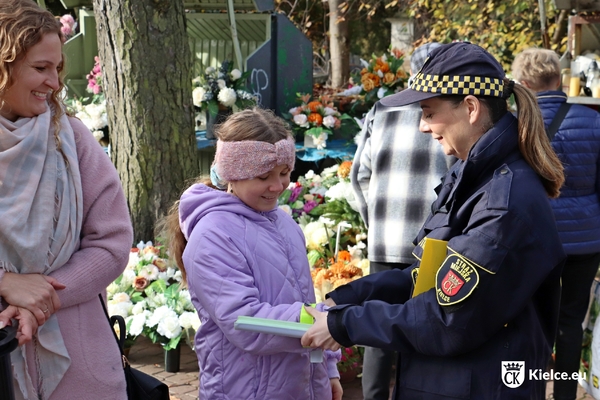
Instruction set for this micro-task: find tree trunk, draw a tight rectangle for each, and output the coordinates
[328,0,349,88]
[93,0,199,242]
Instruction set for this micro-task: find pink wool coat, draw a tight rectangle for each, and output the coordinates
[1,117,132,400]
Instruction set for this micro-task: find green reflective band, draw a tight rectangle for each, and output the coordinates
[300,303,316,324]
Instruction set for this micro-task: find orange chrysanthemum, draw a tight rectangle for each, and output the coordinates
[308,101,322,113]
[307,113,323,126]
[337,162,352,179]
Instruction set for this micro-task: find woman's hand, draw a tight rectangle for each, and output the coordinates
[300,305,342,351]
[0,272,65,325]
[330,378,343,400]
[0,305,39,345]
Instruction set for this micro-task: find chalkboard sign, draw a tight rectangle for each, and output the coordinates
[246,14,312,116]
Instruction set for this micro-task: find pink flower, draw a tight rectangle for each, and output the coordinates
[60,14,75,27]
[303,200,318,213]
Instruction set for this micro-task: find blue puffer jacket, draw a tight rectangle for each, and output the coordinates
[538,91,600,254]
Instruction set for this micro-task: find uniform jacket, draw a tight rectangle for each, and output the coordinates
[351,102,454,264]
[537,90,600,255]
[327,113,565,399]
[179,184,339,400]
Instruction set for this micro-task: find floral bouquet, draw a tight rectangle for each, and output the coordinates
[311,250,369,303]
[192,60,256,118]
[282,94,358,150]
[350,47,409,108]
[65,56,108,145]
[106,241,200,351]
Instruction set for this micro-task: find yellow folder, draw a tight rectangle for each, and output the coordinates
[412,238,448,298]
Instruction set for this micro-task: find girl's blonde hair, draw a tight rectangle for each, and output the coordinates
[161,107,293,283]
[0,0,66,146]
[511,48,561,91]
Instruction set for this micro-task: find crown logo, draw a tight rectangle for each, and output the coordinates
[504,362,522,371]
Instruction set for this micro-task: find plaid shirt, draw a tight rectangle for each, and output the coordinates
[351,101,454,264]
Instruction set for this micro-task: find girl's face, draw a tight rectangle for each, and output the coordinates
[419,96,485,161]
[1,33,62,121]
[231,164,291,212]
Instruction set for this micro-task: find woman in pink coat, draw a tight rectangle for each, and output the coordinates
[0,1,132,399]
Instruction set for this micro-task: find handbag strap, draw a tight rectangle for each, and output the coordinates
[546,102,571,141]
[98,294,129,365]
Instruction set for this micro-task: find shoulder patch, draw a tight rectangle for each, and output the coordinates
[435,253,479,306]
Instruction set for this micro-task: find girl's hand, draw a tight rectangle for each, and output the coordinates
[330,378,343,400]
[324,297,337,307]
[0,272,65,325]
[0,305,39,345]
[300,305,342,351]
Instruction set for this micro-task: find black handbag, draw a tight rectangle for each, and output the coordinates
[99,295,170,400]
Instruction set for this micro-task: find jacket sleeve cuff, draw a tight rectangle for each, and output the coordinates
[327,304,354,348]
[324,348,341,379]
[326,283,360,305]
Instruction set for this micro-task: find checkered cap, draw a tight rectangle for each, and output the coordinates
[381,42,506,107]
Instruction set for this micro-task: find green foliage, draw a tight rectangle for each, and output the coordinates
[407,0,565,71]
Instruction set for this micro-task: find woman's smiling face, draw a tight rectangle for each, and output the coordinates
[0,33,62,121]
[419,96,485,161]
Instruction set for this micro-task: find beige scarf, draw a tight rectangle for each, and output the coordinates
[0,107,83,399]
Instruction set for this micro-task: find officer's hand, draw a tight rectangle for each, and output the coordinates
[300,305,342,351]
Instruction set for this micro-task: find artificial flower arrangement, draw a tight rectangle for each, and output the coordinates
[64,56,109,146]
[192,60,257,119]
[278,162,369,302]
[348,47,409,109]
[106,241,201,351]
[282,94,359,150]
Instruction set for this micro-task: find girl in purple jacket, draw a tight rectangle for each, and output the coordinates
[165,108,342,399]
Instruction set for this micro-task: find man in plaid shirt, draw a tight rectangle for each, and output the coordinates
[350,42,455,400]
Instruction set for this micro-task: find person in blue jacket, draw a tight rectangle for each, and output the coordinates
[512,48,600,400]
[301,42,567,399]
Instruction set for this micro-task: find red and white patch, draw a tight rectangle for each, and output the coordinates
[441,270,464,296]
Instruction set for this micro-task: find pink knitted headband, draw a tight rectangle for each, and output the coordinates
[213,137,296,182]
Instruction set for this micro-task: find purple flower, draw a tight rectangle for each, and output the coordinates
[303,200,318,213]
[289,185,303,203]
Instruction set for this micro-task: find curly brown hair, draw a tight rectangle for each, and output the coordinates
[0,0,66,147]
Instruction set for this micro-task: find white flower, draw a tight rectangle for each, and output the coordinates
[157,313,182,339]
[322,115,336,128]
[293,113,309,128]
[139,264,159,281]
[205,66,215,74]
[217,87,237,107]
[302,221,333,251]
[323,107,336,116]
[321,165,339,177]
[217,79,226,89]
[131,301,147,315]
[121,269,136,287]
[127,312,148,336]
[313,131,328,150]
[279,204,292,215]
[179,312,201,330]
[111,293,130,303]
[360,58,369,68]
[377,87,386,99]
[192,86,206,107]
[325,181,360,212]
[304,170,315,179]
[377,70,384,78]
[230,69,242,80]
[108,301,133,318]
[146,305,172,328]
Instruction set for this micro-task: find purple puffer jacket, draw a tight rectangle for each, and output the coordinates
[179,184,339,399]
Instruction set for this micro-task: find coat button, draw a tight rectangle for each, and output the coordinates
[500,168,508,175]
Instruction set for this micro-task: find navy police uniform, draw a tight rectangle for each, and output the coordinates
[327,112,566,399]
